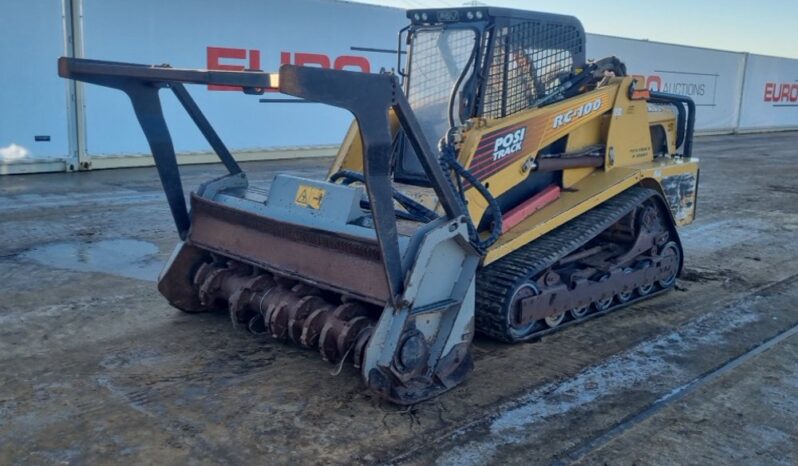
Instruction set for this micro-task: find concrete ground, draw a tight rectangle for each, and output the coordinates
[1,132,797,465]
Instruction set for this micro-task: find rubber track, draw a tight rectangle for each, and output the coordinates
[475,187,660,342]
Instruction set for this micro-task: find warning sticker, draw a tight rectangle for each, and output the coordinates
[294,184,325,209]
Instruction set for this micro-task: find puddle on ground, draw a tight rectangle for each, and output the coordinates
[21,239,163,281]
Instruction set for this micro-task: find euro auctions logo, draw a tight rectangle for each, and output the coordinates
[764,82,798,106]
[206,46,372,91]
[630,71,718,107]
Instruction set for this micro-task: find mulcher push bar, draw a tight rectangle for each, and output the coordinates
[57,57,263,239]
[58,57,279,90]
[57,56,466,307]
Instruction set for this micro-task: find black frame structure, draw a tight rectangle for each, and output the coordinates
[649,91,696,158]
[58,57,466,308]
[392,7,586,186]
[405,7,586,119]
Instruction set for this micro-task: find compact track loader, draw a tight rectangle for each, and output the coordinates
[59,7,699,404]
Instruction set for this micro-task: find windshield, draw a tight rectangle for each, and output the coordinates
[406,27,477,148]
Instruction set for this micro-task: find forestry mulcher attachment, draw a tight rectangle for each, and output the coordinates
[59,7,698,404]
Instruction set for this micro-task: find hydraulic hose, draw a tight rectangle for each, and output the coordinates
[439,141,503,252]
[330,169,439,222]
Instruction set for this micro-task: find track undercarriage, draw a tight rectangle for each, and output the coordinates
[477,187,682,342]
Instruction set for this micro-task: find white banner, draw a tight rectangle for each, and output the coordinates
[587,34,747,133]
[0,0,69,161]
[81,0,406,156]
[18,1,791,161]
[737,54,798,131]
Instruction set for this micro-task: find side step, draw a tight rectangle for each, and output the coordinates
[501,184,561,234]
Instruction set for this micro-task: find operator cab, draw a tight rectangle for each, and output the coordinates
[393,7,586,186]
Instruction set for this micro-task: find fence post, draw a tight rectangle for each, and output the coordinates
[733,52,750,134]
[63,0,88,171]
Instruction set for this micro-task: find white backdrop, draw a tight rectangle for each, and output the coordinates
[81,0,406,156]
[0,0,70,161]
[3,1,798,163]
[737,54,798,131]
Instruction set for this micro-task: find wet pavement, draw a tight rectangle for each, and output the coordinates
[20,239,162,281]
[1,132,798,465]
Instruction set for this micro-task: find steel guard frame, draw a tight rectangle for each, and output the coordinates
[57,57,467,309]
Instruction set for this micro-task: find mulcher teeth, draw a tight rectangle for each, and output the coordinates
[194,261,375,367]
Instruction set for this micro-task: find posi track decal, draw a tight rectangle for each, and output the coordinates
[466,91,612,186]
[492,127,527,161]
[466,124,534,184]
